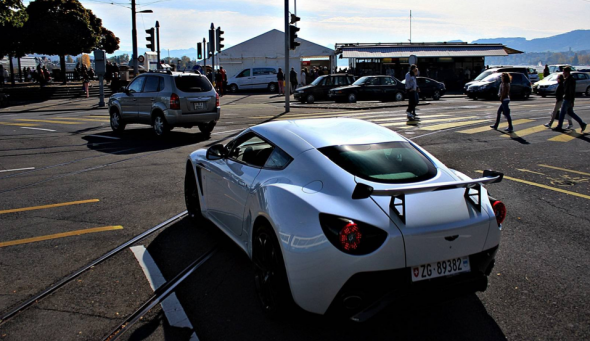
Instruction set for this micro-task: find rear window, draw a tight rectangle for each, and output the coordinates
[174,75,212,92]
[319,142,437,184]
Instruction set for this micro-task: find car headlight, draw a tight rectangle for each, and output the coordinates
[296,90,303,94]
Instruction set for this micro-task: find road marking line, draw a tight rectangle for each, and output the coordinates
[251,110,369,119]
[502,125,546,138]
[399,119,487,130]
[538,164,590,176]
[15,119,81,125]
[130,246,199,340]
[458,119,534,134]
[370,114,450,122]
[21,127,57,132]
[87,135,120,140]
[517,169,546,175]
[0,167,35,173]
[382,116,478,127]
[275,110,386,120]
[476,170,590,200]
[548,131,582,142]
[53,117,110,122]
[0,122,39,127]
[0,199,100,215]
[0,226,123,248]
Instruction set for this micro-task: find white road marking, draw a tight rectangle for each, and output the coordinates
[87,135,120,140]
[0,167,35,173]
[20,127,57,132]
[211,127,244,135]
[130,246,199,340]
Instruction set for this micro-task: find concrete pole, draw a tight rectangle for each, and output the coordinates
[132,0,138,76]
[156,21,161,69]
[284,0,290,112]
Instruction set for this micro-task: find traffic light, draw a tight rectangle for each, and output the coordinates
[290,13,300,24]
[216,27,224,52]
[145,27,155,52]
[208,27,215,56]
[289,25,300,50]
[197,42,203,60]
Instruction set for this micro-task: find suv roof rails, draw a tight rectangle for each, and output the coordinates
[147,69,173,75]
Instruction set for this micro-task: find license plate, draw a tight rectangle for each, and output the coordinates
[193,102,204,110]
[411,256,470,282]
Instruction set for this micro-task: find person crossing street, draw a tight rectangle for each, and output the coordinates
[405,65,420,121]
[553,67,587,133]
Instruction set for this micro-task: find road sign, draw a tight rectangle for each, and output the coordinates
[138,55,145,63]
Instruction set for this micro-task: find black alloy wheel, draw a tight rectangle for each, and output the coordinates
[394,92,404,102]
[347,93,357,103]
[110,108,126,132]
[184,163,203,221]
[253,224,294,316]
[306,94,315,104]
[433,89,441,100]
[153,113,170,136]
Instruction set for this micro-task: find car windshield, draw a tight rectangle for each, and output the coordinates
[311,76,327,86]
[352,77,370,85]
[319,142,437,184]
[174,75,212,92]
[482,74,501,83]
[474,70,494,81]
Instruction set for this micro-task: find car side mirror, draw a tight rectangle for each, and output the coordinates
[118,87,126,93]
[206,144,227,160]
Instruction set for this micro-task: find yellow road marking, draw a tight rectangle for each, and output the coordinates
[458,119,534,134]
[15,119,81,125]
[502,125,546,138]
[517,169,546,175]
[0,199,100,215]
[276,110,384,120]
[548,130,582,142]
[53,117,110,122]
[0,226,123,248]
[252,110,370,119]
[381,116,478,127]
[414,119,489,131]
[476,171,590,200]
[370,114,450,122]
[538,164,590,177]
[0,122,39,127]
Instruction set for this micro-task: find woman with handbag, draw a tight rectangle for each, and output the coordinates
[490,72,514,132]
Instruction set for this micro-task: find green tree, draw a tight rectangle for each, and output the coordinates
[66,55,74,63]
[571,53,579,65]
[0,0,28,27]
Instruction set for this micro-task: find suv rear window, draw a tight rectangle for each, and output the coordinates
[319,142,437,183]
[174,76,212,92]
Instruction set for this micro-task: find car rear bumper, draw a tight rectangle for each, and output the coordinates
[165,107,220,126]
[324,245,499,322]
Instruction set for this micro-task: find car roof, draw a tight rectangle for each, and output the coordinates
[251,118,406,156]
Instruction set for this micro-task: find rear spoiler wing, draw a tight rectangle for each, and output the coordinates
[352,170,503,224]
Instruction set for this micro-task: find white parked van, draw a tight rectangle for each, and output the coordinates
[227,67,279,92]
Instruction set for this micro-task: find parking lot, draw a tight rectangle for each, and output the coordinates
[1,93,589,340]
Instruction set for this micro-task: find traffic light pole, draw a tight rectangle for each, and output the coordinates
[284,0,290,112]
[156,21,161,69]
[131,0,138,76]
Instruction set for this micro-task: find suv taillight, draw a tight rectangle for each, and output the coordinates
[170,93,180,110]
[216,93,219,107]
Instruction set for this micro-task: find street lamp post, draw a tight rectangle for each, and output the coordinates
[131,0,152,76]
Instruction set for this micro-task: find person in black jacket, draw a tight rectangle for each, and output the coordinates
[290,67,297,93]
[277,68,284,95]
[544,74,572,128]
[543,65,550,78]
[553,67,587,132]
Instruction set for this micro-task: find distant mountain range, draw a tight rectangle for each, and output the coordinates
[471,30,590,53]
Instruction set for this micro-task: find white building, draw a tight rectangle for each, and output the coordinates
[202,29,335,79]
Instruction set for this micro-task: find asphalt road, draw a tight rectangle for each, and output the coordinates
[0,93,589,340]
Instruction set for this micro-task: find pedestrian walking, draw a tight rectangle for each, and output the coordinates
[290,67,297,93]
[544,74,572,129]
[490,72,514,132]
[215,69,223,96]
[543,64,550,78]
[277,68,284,95]
[0,64,6,87]
[405,65,420,121]
[220,66,227,95]
[81,67,90,98]
[553,67,587,132]
[300,68,307,87]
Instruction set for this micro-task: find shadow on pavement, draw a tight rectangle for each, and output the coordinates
[143,217,506,341]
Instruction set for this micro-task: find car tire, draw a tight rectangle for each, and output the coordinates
[541,94,546,98]
[432,90,441,100]
[394,92,404,102]
[110,108,125,132]
[253,223,295,316]
[153,113,170,137]
[586,86,590,97]
[268,83,278,93]
[184,162,203,222]
[523,90,530,99]
[306,94,315,104]
[347,93,357,103]
[229,84,238,93]
[198,121,216,135]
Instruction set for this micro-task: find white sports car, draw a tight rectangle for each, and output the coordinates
[184,118,507,321]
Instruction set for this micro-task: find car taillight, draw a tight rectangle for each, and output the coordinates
[320,214,386,255]
[170,93,180,110]
[492,200,506,226]
[216,92,219,107]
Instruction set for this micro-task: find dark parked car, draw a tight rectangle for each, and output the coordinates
[328,75,405,103]
[464,67,530,93]
[294,74,355,103]
[401,76,446,100]
[465,72,532,100]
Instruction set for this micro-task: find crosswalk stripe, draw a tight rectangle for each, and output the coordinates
[54,117,110,122]
[15,119,81,125]
[548,131,581,142]
[502,125,546,138]
[381,116,478,128]
[252,110,371,119]
[0,122,39,127]
[275,110,392,120]
[370,114,450,122]
[418,119,489,131]
[457,119,534,134]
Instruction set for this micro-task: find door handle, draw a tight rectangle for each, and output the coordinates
[238,180,247,187]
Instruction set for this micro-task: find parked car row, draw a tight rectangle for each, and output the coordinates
[466,72,532,100]
[533,71,590,97]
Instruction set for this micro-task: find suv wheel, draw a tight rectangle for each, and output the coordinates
[198,121,216,135]
[110,108,125,132]
[586,86,590,97]
[153,114,170,136]
[306,94,315,104]
[523,90,531,99]
[432,90,441,100]
[268,83,277,93]
[230,84,238,93]
[394,92,404,101]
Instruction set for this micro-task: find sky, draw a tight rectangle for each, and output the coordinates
[24,0,590,54]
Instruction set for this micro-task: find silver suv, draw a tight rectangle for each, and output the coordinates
[108,71,220,136]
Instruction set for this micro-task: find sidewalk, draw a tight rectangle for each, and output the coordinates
[0,97,107,114]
